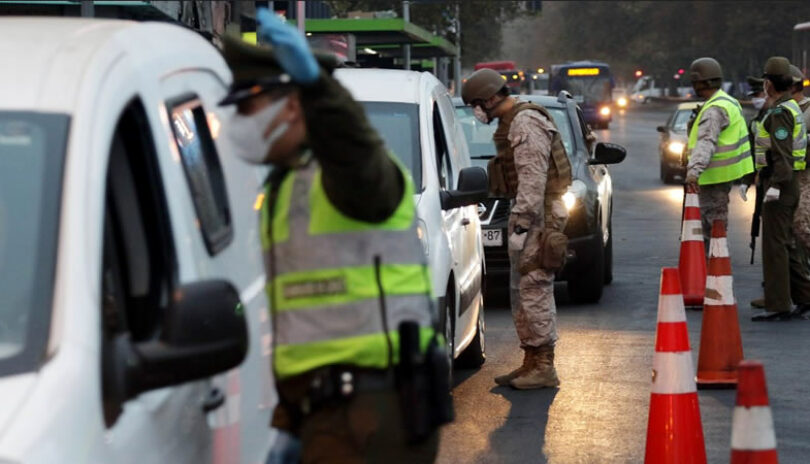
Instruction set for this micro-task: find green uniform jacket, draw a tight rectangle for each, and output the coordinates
[763,94,799,190]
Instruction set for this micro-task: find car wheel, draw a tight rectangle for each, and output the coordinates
[457,305,486,368]
[603,218,613,285]
[660,159,675,184]
[439,288,456,375]
[567,233,605,304]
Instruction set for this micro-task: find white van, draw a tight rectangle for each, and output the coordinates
[0,18,273,463]
[334,69,488,369]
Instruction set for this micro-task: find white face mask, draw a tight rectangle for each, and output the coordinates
[473,105,491,125]
[752,97,767,110]
[227,96,290,165]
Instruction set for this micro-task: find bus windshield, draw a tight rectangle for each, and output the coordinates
[551,65,614,106]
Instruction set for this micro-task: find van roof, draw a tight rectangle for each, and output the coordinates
[0,17,229,113]
[334,68,433,104]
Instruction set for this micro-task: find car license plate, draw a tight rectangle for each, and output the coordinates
[482,229,503,247]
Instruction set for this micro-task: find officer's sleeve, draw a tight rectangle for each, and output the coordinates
[763,108,795,187]
[299,71,404,223]
[686,107,729,179]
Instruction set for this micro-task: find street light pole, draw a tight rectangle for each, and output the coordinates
[403,1,411,70]
[454,2,462,93]
[296,1,305,34]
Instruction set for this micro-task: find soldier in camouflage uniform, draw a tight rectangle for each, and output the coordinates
[462,69,572,390]
[684,58,753,247]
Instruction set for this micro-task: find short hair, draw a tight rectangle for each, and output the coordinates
[766,74,792,92]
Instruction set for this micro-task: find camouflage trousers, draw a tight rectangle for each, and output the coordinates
[509,199,569,348]
[698,181,732,245]
[793,169,810,250]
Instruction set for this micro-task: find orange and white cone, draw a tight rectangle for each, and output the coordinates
[645,267,707,464]
[679,185,706,308]
[730,360,778,463]
[696,220,744,388]
[211,369,241,464]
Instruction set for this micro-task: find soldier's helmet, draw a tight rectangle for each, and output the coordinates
[462,68,506,105]
[763,56,791,79]
[689,57,723,82]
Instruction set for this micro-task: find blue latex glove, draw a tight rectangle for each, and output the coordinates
[256,7,319,84]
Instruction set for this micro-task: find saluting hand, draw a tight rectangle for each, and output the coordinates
[256,7,319,85]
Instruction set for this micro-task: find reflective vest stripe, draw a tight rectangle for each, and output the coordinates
[274,294,433,345]
[270,263,431,312]
[687,89,754,185]
[275,327,436,379]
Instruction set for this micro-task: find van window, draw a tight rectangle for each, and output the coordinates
[101,100,176,425]
[359,102,422,189]
[433,103,454,189]
[167,96,233,255]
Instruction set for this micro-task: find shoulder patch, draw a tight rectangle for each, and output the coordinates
[771,107,783,115]
[774,127,790,140]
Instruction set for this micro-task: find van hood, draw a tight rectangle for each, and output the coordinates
[0,373,37,438]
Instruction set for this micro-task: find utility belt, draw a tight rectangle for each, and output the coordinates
[275,322,453,444]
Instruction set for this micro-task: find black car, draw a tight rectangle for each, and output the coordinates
[656,102,698,183]
[453,92,626,303]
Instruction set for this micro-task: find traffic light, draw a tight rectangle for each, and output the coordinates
[678,68,685,75]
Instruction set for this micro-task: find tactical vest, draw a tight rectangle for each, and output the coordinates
[489,102,572,200]
[754,99,807,171]
[262,160,435,380]
[687,89,754,185]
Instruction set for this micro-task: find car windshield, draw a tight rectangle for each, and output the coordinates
[672,109,693,132]
[0,112,67,377]
[454,104,576,169]
[360,102,421,189]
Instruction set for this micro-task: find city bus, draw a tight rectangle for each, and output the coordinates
[474,60,523,94]
[549,61,615,129]
[793,22,810,84]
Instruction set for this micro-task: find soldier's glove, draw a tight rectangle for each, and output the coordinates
[738,184,749,202]
[684,172,700,193]
[508,230,528,252]
[256,7,319,84]
[764,187,780,203]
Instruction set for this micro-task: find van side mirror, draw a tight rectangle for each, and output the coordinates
[656,125,666,133]
[104,280,248,403]
[588,142,627,165]
[440,166,488,210]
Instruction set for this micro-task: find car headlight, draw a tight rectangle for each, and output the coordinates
[617,97,628,108]
[667,141,685,155]
[599,106,611,117]
[416,219,429,258]
[563,179,588,211]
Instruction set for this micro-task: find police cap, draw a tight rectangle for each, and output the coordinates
[746,76,764,96]
[763,56,791,79]
[789,64,805,85]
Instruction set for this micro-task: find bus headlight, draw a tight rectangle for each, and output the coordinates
[667,141,685,156]
[563,180,588,211]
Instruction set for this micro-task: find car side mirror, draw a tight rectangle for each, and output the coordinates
[440,166,488,210]
[104,280,248,403]
[588,142,627,165]
[656,125,666,133]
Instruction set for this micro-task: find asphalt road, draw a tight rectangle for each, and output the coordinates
[437,103,810,463]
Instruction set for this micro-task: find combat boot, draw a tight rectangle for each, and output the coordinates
[750,297,765,309]
[509,345,560,390]
[494,349,530,386]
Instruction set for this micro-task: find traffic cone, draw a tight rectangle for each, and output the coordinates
[679,185,706,308]
[696,220,744,389]
[645,267,707,464]
[730,360,778,463]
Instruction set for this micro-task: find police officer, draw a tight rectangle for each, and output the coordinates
[462,69,572,390]
[219,10,444,461]
[752,57,810,321]
[790,65,810,253]
[684,58,754,244]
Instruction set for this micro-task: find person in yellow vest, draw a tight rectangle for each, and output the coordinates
[219,9,449,462]
[684,57,754,246]
[462,69,572,389]
[751,57,810,321]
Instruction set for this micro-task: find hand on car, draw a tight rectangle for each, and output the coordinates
[764,187,780,203]
[256,7,319,84]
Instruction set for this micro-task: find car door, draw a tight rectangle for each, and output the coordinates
[159,70,273,464]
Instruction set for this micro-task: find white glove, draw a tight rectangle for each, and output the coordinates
[764,187,780,203]
[508,231,528,252]
[738,184,749,202]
